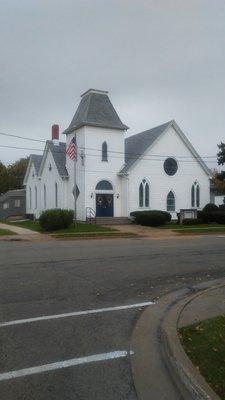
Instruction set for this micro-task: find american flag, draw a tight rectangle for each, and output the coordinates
[66,136,77,161]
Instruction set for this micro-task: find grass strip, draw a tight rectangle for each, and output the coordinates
[52,232,137,239]
[179,315,225,399]
[1,220,118,233]
[173,227,225,234]
[0,228,15,236]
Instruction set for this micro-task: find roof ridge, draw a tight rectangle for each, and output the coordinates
[126,120,173,142]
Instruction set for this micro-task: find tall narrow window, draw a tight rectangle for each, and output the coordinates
[167,191,175,212]
[139,179,150,208]
[145,183,149,207]
[44,184,46,209]
[139,182,144,207]
[196,185,200,208]
[102,142,108,161]
[29,187,32,209]
[191,182,200,208]
[55,182,58,208]
[191,185,195,207]
[35,186,37,209]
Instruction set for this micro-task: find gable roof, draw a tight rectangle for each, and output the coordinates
[46,141,68,178]
[63,89,128,133]
[119,120,211,176]
[0,189,25,203]
[23,154,43,184]
[30,154,43,174]
[122,121,172,174]
[38,141,68,178]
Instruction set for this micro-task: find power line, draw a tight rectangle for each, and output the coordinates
[0,131,46,143]
[0,143,218,164]
[0,130,218,160]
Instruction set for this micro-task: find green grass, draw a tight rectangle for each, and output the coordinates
[173,226,225,234]
[53,231,137,239]
[3,220,117,233]
[0,228,14,236]
[2,220,42,232]
[159,223,225,230]
[179,316,225,399]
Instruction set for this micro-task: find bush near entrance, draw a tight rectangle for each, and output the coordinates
[130,210,171,226]
[39,209,74,231]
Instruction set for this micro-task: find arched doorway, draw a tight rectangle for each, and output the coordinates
[95,180,114,217]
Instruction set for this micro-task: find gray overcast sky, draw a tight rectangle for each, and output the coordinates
[0,0,225,169]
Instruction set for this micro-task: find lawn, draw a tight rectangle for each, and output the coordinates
[3,220,117,233]
[173,226,225,234]
[0,228,14,236]
[179,315,225,399]
[159,223,225,230]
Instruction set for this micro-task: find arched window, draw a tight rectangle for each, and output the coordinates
[167,191,175,212]
[55,182,58,207]
[95,180,113,190]
[191,182,200,208]
[35,186,37,209]
[139,179,150,208]
[139,182,144,207]
[196,185,200,208]
[44,184,46,208]
[102,142,108,162]
[145,183,149,207]
[191,185,195,207]
[29,187,32,209]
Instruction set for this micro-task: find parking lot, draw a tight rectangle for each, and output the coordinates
[0,300,154,399]
[0,236,225,399]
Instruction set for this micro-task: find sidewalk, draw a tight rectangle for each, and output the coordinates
[0,223,53,242]
[131,279,225,399]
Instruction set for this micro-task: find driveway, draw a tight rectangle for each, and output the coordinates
[0,236,224,399]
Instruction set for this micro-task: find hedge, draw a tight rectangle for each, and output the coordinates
[39,209,74,231]
[130,210,171,226]
[182,218,203,225]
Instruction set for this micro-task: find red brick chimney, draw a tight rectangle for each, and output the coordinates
[52,124,59,140]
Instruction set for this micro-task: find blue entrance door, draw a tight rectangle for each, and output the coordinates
[96,194,114,217]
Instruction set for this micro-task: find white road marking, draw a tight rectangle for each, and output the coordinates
[0,301,154,328]
[0,350,134,382]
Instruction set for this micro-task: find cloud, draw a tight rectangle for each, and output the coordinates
[0,0,224,168]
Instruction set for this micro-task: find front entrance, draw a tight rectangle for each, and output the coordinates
[96,194,114,217]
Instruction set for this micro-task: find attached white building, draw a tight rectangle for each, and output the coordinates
[24,89,211,220]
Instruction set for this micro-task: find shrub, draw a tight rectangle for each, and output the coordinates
[182,218,203,225]
[211,211,225,224]
[219,204,225,211]
[39,209,74,231]
[131,210,171,226]
[202,203,219,213]
[198,204,219,223]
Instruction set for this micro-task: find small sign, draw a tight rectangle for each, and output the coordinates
[72,185,80,199]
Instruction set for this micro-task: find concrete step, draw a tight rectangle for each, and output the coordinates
[95,217,131,225]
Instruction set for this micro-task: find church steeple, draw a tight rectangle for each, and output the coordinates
[63,89,128,134]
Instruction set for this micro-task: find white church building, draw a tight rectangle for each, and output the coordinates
[24,89,211,221]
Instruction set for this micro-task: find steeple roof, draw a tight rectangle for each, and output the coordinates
[63,89,128,134]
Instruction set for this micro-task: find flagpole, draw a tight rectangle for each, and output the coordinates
[74,135,77,226]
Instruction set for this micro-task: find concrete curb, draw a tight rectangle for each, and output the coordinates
[160,280,225,400]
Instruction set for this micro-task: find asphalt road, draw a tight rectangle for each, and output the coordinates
[0,235,225,399]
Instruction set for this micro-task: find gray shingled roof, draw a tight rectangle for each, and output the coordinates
[30,154,43,174]
[63,89,128,133]
[120,121,172,174]
[0,189,25,202]
[47,141,68,177]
